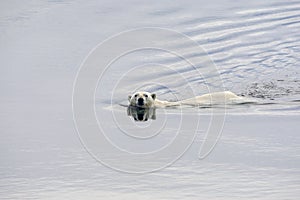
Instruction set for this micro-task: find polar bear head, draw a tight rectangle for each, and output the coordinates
[128,91,156,108]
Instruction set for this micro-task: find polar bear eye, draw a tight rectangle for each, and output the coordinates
[134,94,138,98]
[144,94,148,98]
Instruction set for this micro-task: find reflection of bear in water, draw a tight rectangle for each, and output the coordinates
[127,106,156,121]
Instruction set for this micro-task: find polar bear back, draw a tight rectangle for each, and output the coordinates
[179,91,241,105]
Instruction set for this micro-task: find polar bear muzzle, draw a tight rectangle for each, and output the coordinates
[137,97,144,106]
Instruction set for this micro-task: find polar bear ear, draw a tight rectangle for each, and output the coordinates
[151,93,156,100]
[128,95,132,102]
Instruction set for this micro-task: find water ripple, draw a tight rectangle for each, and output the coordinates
[147,1,300,102]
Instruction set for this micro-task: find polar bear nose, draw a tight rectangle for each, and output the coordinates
[137,98,144,105]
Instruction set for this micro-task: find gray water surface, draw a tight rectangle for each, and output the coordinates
[1,0,300,199]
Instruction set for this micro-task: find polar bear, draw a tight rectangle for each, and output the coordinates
[128,91,244,108]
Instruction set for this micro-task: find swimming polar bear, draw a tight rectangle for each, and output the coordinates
[128,91,245,108]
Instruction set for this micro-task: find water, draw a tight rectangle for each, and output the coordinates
[1,0,300,199]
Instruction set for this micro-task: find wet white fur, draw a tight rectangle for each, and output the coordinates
[128,91,244,108]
